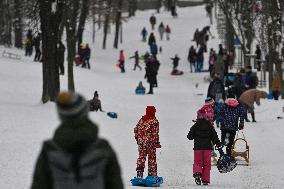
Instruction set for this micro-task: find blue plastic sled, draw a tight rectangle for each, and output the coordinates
[267,92,273,100]
[216,148,237,173]
[107,112,118,119]
[135,89,145,95]
[131,176,163,187]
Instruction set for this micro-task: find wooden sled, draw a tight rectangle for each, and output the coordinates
[231,132,249,166]
[2,50,21,60]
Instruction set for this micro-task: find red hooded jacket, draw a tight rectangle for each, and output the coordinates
[134,106,160,147]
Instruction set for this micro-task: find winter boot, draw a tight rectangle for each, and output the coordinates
[245,114,250,122]
[136,170,143,178]
[193,172,202,185]
[251,113,256,122]
[202,181,209,185]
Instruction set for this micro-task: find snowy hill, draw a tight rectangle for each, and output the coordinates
[1,5,284,189]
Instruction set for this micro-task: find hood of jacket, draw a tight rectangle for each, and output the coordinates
[53,118,98,154]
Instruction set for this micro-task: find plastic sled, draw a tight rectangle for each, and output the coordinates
[171,70,184,75]
[216,148,237,173]
[231,132,249,165]
[116,63,121,68]
[135,89,145,95]
[131,176,163,187]
[107,112,118,119]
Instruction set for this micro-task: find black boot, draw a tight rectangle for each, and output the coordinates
[252,113,256,122]
[193,172,201,185]
[245,114,250,122]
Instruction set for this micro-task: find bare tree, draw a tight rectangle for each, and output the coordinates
[77,0,90,51]
[14,0,23,48]
[113,0,123,49]
[39,0,64,103]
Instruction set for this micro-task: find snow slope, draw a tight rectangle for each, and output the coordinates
[1,5,284,189]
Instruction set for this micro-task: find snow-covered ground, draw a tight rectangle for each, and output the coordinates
[1,5,284,189]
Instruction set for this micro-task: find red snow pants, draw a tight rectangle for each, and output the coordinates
[193,150,211,183]
[136,145,157,176]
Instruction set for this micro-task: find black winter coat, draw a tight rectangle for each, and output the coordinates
[207,78,225,101]
[31,118,123,189]
[187,119,221,150]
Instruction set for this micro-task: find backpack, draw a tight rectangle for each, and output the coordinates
[46,140,108,189]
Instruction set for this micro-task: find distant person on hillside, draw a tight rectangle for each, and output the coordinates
[33,33,41,62]
[82,44,91,69]
[89,91,104,112]
[271,71,281,100]
[165,25,171,40]
[134,106,161,178]
[130,51,142,71]
[192,29,200,47]
[141,27,148,42]
[207,73,226,103]
[171,5,177,17]
[148,32,156,47]
[118,50,126,73]
[25,30,33,56]
[149,14,157,30]
[244,66,258,89]
[171,54,180,71]
[188,46,197,72]
[208,48,217,78]
[255,45,262,71]
[30,91,123,189]
[56,41,66,75]
[205,3,213,24]
[196,46,205,72]
[145,56,159,94]
[158,22,165,40]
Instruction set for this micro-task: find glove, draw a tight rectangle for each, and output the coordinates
[215,144,223,150]
[155,142,162,148]
[239,123,244,130]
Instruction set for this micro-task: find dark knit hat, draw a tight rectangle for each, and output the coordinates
[56,91,89,121]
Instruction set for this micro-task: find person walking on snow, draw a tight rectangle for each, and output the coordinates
[141,27,148,42]
[56,41,66,75]
[187,108,221,186]
[158,22,165,40]
[220,98,245,155]
[118,50,126,73]
[30,91,124,189]
[188,46,197,72]
[134,106,161,178]
[148,32,156,47]
[149,14,157,30]
[165,25,171,40]
[82,44,91,69]
[130,51,142,71]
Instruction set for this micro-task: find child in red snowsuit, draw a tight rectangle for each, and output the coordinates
[187,109,221,185]
[134,106,161,178]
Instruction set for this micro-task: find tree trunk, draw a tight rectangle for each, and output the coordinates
[14,0,23,48]
[39,0,64,103]
[102,0,111,49]
[114,0,122,49]
[65,0,80,91]
[77,0,90,51]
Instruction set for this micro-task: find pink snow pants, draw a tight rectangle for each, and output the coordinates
[193,150,212,183]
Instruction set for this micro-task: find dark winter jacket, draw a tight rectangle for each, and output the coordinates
[84,47,91,59]
[220,101,245,131]
[148,34,156,46]
[30,119,123,189]
[245,71,258,89]
[188,48,197,63]
[150,16,156,25]
[187,119,221,150]
[145,59,159,85]
[207,78,225,102]
[171,57,180,69]
[130,52,139,64]
[196,47,204,62]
